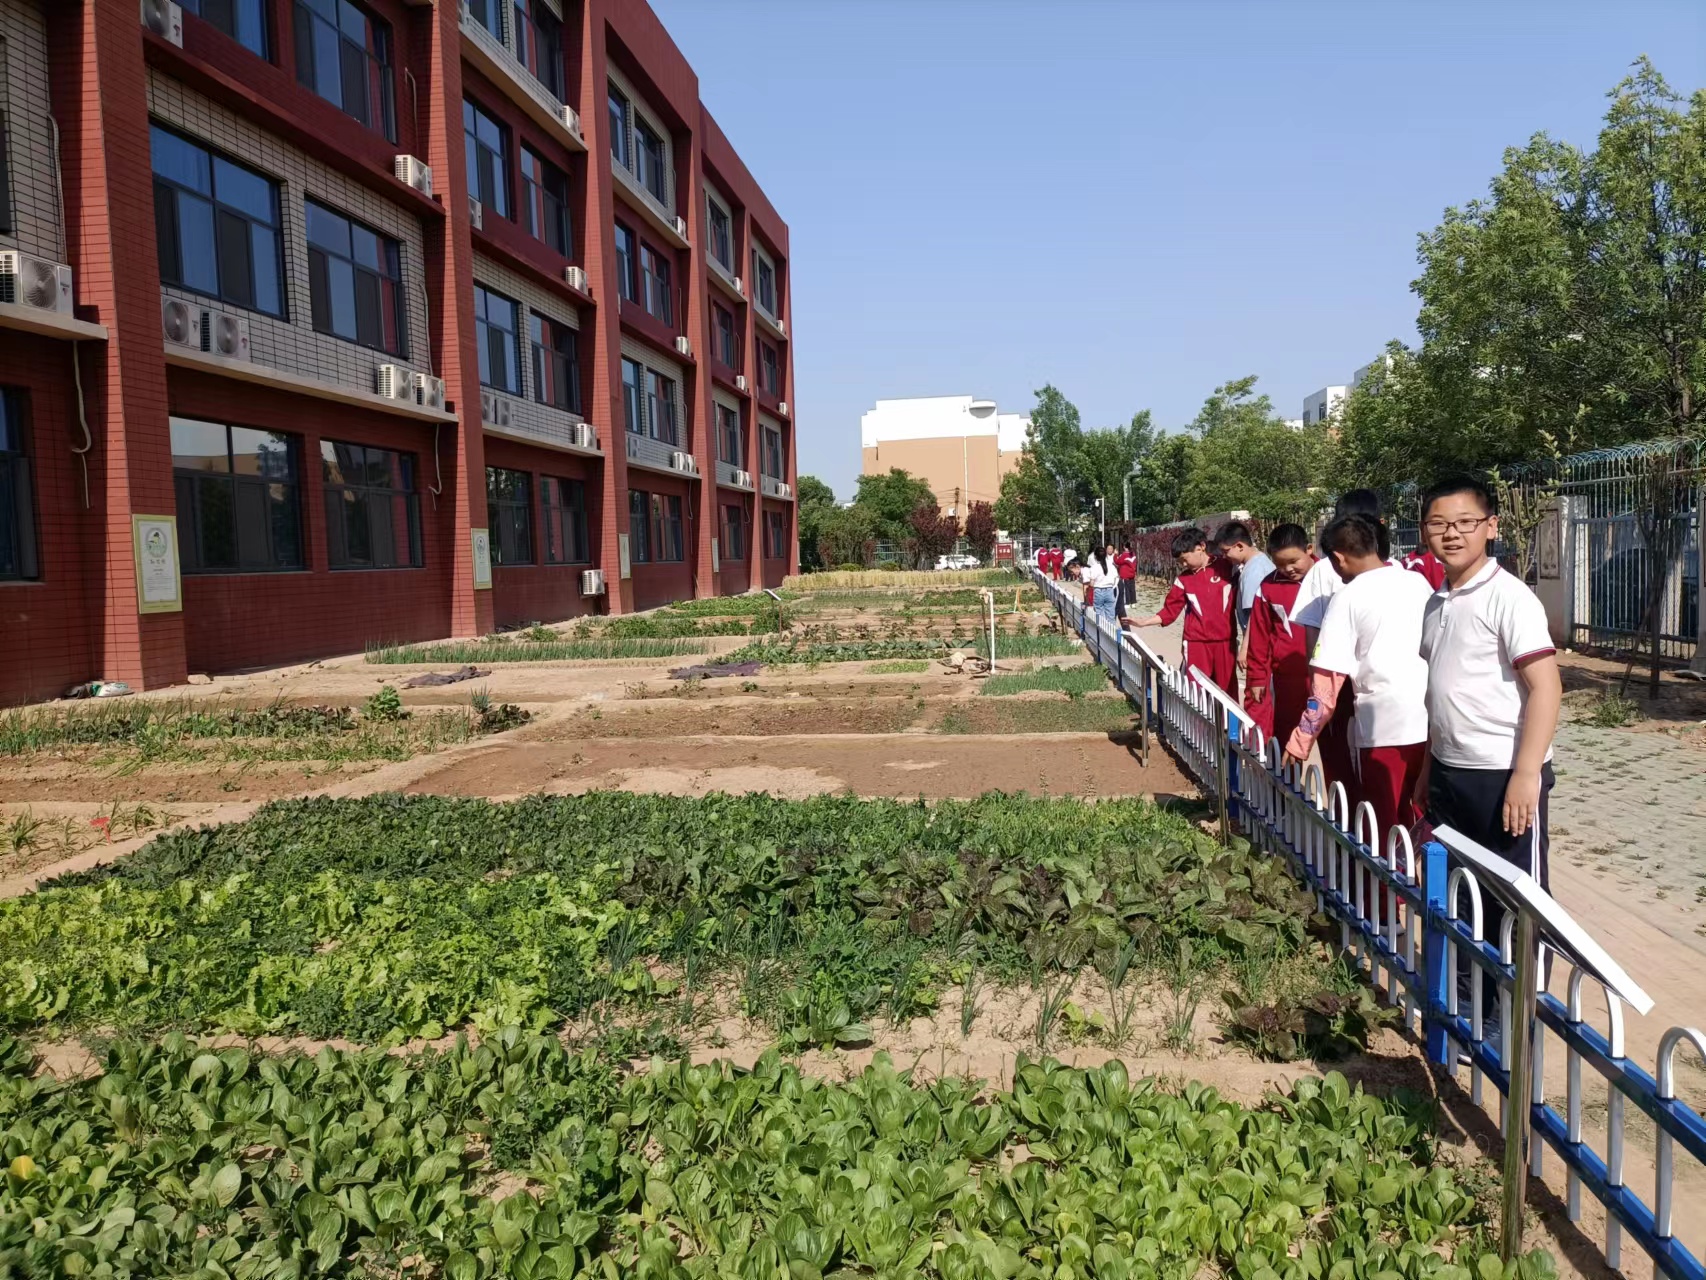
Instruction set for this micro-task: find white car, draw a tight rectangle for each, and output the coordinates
[935,554,980,570]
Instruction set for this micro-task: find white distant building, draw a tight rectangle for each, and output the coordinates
[1282,418,1304,431]
[1301,386,1348,427]
[859,395,1031,517]
[1352,352,1396,389]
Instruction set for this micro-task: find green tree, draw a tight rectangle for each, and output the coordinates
[994,450,1067,533]
[1025,384,1085,519]
[816,505,878,568]
[1178,376,1332,517]
[1075,411,1156,520]
[793,475,837,569]
[852,468,935,541]
[963,501,998,563]
[1128,433,1197,525]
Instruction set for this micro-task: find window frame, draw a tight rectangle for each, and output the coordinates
[305,198,407,356]
[716,402,742,467]
[633,115,667,206]
[540,475,589,565]
[608,84,631,171]
[645,368,677,446]
[649,492,683,562]
[752,245,777,315]
[713,303,738,368]
[621,358,645,436]
[759,341,780,396]
[294,0,396,141]
[464,0,499,38]
[761,423,785,479]
[765,510,787,560]
[529,312,581,415]
[705,191,732,269]
[463,97,511,219]
[720,502,746,562]
[0,387,39,582]
[627,488,649,563]
[474,283,524,395]
[151,123,286,318]
[613,222,637,303]
[181,0,268,58]
[485,465,535,566]
[520,146,572,258]
[639,243,673,326]
[170,417,304,575]
[320,439,422,571]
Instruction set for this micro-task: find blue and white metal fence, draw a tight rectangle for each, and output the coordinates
[1032,566,1706,1279]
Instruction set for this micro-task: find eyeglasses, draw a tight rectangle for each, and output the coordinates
[1422,516,1493,535]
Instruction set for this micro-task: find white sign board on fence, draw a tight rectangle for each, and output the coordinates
[1433,824,1653,1015]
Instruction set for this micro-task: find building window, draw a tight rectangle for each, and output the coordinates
[0,116,12,235]
[512,0,565,99]
[0,388,38,581]
[627,488,648,563]
[613,223,639,302]
[474,284,522,394]
[180,0,267,55]
[764,510,787,560]
[530,313,580,414]
[706,193,732,269]
[634,117,667,206]
[646,369,677,446]
[306,199,405,355]
[759,341,779,396]
[520,148,571,257]
[752,248,777,315]
[717,403,742,467]
[608,85,630,170]
[621,358,644,435]
[463,98,510,219]
[721,503,746,562]
[639,244,672,326]
[486,466,533,565]
[464,0,498,36]
[151,125,284,316]
[170,417,302,573]
[713,304,738,368]
[650,493,683,561]
[321,440,421,570]
[761,424,784,479]
[541,476,588,564]
[295,0,395,139]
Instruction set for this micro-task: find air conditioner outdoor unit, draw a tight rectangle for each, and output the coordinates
[734,374,748,392]
[376,364,413,400]
[671,450,695,473]
[777,318,787,336]
[733,468,752,489]
[568,422,597,450]
[162,297,203,349]
[140,0,184,45]
[672,215,688,239]
[481,390,512,428]
[0,252,73,315]
[580,569,606,597]
[558,104,582,138]
[778,482,793,500]
[412,372,446,412]
[564,265,588,292]
[778,400,789,416]
[733,275,744,296]
[392,155,433,197]
[201,308,250,360]
[674,335,691,357]
[469,197,484,230]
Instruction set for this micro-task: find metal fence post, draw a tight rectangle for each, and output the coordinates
[1423,838,1452,1067]
[1225,709,1242,830]
[1501,908,1541,1261]
[1213,701,1231,843]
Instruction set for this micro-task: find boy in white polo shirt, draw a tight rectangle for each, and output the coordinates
[1417,476,1562,886]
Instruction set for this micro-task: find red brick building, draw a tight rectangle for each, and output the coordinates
[0,0,796,704]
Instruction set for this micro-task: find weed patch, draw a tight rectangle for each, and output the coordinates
[981,664,1110,698]
[866,659,930,674]
[366,637,713,663]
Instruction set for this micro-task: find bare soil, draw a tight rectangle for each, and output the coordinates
[0,756,386,804]
[543,696,928,739]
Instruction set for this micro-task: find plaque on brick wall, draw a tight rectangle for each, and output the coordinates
[471,529,493,590]
[711,537,720,574]
[132,516,182,615]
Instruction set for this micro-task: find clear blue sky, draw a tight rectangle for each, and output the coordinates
[651,0,1706,499]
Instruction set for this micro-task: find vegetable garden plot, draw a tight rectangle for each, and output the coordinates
[0,1032,1542,1280]
[6,793,1354,1056]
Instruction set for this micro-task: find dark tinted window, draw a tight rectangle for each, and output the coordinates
[152,125,284,316]
[295,0,395,139]
[181,0,267,57]
[171,417,301,573]
[529,313,580,414]
[520,148,571,257]
[463,99,510,218]
[541,476,588,564]
[0,388,38,581]
[486,466,533,565]
[321,440,420,569]
[306,199,405,354]
[474,285,522,393]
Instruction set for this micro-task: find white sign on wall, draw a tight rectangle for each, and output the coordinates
[470,529,492,590]
[132,515,182,614]
[618,533,632,579]
[711,537,720,573]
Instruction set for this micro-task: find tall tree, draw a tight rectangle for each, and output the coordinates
[793,475,837,569]
[1025,384,1084,520]
[963,501,998,563]
[993,451,1067,533]
[1179,377,1332,518]
[906,501,959,569]
[816,505,878,568]
[1128,433,1197,526]
[852,468,935,542]
[1075,410,1157,521]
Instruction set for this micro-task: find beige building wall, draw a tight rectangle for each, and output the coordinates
[861,435,1023,515]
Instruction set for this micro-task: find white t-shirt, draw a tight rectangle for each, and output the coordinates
[1310,564,1433,748]
[1289,555,1342,629]
[1420,559,1556,769]
[1084,556,1119,590]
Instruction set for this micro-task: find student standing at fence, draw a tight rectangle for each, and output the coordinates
[1284,514,1433,842]
[1243,524,1313,746]
[1416,476,1562,972]
[1115,541,1138,615]
[1124,528,1238,690]
[1083,548,1120,624]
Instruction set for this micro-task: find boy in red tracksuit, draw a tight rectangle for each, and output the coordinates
[1114,543,1137,615]
[1402,547,1447,591]
[1125,527,1238,691]
[1243,523,1313,744]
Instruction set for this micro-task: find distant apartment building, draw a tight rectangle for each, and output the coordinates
[1301,386,1348,427]
[0,0,795,705]
[859,396,1030,518]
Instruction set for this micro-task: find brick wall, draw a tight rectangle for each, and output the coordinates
[481,430,598,626]
[0,0,62,261]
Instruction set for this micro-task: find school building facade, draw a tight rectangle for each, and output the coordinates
[0,0,796,705]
